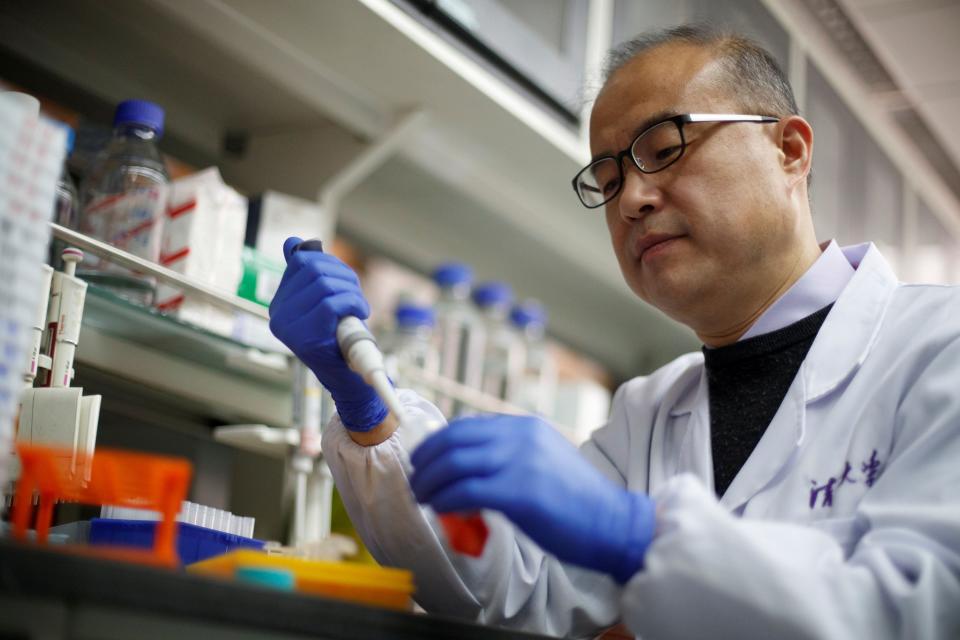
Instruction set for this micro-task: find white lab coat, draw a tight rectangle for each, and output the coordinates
[323,243,960,639]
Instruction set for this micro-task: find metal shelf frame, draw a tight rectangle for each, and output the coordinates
[51,223,269,320]
[57,223,541,423]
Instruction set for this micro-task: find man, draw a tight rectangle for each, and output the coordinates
[269,26,960,639]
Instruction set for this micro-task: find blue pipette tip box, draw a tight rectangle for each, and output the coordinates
[89,518,264,565]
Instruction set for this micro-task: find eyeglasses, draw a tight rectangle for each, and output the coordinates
[571,113,780,209]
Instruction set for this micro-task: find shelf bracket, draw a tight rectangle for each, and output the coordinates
[317,108,428,220]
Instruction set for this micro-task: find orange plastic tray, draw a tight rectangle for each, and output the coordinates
[12,443,192,566]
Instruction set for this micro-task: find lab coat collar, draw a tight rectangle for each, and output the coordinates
[801,243,897,402]
[719,243,897,510]
[670,242,896,416]
[666,243,898,507]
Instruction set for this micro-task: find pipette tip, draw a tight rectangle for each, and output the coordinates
[369,371,407,424]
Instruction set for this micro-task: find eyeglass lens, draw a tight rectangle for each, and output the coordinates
[575,120,684,208]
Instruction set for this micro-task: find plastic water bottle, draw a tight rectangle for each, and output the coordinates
[382,302,440,402]
[54,124,79,229]
[432,263,486,415]
[78,99,169,304]
[510,300,556,417]
[472,282,524,402]
[49,123,79,269]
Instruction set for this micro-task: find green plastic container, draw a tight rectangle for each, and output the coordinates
[237,247,285,307]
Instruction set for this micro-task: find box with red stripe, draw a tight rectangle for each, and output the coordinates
[155,168,247,336]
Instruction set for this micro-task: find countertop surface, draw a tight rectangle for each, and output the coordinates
[0,539,554,639]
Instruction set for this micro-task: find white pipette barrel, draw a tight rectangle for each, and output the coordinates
[49,248,88,388]
[293,240,406,422]
[24,265,54,386]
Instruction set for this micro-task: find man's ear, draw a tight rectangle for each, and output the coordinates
[779,115,813,189]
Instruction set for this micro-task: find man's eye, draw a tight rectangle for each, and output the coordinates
[655,146,681,162]
[602,178,621,195]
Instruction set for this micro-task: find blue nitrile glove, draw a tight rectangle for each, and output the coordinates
[268,236,388,431]
[409,414,655,583]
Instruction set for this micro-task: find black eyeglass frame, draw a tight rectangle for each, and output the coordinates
[571,113,781,209]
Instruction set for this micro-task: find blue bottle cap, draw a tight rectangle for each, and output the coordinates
[432,262,472,287]
[65,126,75,155]
[472,281,513,309]
[235,566,295,591]
[395,302,435,328]
[510,300,547,328]
[51,121,75,155]
[113,99,165,138]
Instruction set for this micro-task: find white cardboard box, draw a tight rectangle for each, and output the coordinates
[155,168,247,335]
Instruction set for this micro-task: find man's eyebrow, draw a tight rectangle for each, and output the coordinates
[590,110,678,163]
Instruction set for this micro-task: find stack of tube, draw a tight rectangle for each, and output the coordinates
[100,500,256,538]
[0,92,67,490]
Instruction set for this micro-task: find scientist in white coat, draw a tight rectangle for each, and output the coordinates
[269,25,960,639]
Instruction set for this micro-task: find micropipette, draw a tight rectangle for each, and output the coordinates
[293,240,405,422]
[46,248,88,388]
[24,265,54,387]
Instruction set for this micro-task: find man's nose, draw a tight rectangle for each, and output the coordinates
[617,167,662,223]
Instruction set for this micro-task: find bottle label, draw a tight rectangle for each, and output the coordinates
[81,184,168,263]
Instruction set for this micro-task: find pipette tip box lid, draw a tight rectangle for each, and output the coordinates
[89,519,264,566]
[188,549,414,611]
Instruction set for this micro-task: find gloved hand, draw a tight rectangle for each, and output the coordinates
[409,414,656,583]
[269,236,388,431]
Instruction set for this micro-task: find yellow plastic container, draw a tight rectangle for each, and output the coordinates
[188,550,414,611]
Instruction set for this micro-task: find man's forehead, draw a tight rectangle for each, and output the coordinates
[590,45,727,150]
[606,41,720,95]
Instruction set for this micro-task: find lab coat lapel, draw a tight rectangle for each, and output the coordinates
[673,370,712,488]
[719,243,897,511]
[719,373,806,511]
[651,366,711,490]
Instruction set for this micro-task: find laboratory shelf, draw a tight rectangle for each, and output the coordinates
[58,219,562,431]
[0,0,699,379]
[82,285,290,390]
[77,286,573,435]
[78,287,543,433]
[47,220,295,428]
[76,298,294,429]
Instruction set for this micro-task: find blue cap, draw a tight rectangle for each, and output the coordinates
[510,300,547,328]
[64,125,75,155]
[51,121,75,155]
[113,99,165,138]
[432,262,472,287]
[472,281,513,309]
[395,302,435,328]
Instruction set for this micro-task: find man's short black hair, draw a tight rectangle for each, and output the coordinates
[603,24,799,119]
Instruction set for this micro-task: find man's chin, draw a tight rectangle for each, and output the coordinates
[634,278,707,322]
